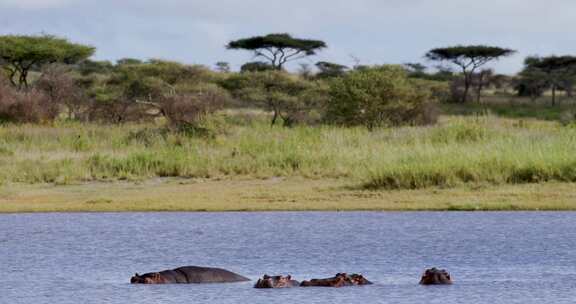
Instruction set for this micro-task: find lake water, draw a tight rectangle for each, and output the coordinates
[1,212,575,304]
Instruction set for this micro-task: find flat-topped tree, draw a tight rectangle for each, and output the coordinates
[0,35,94,89]
[425,45,515,102]
[523,56,576,105]
[227,33,326,70]
[315,61,348,78]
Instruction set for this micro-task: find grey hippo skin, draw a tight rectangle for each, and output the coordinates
[254,275,300,288]
[419,268,453,285]
[130,266,250,284]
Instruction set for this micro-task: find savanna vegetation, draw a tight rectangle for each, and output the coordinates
[1,33,576,212]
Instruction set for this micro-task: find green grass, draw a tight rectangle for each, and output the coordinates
[442,98,576,121]
[1,113,576,191]
[2,109,576,212]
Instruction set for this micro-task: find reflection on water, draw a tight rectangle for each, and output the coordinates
[1,212,576,304]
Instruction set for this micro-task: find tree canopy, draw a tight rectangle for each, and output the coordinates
[425,45,515,102]
[520,56,576,105]
[525,56,576,72]
[315,61,348,78]
[227,33,326,70]
[240,61,275,73]
[0,35,94,88]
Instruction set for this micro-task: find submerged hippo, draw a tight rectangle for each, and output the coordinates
[130,266,250,284]
[254,274,300,288]
[300,273,372,287]
[419,268,452,285]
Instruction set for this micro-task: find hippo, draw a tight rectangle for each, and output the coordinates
[419,268,452,285]
[130,266,250,284]
[254,274,300,288]
[300,273,372,287]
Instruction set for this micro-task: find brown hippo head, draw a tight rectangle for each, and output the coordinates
[130,272,168,284]
[348,273,373,285]
[301,273,371,287]
[419,268,452,285]
[254,274,299,288]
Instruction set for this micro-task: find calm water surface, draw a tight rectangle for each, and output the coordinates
[1,212,575,304]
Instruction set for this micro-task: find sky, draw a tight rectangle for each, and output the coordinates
[0,0,575,74]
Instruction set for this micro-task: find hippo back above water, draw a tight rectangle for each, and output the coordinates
[300,273,372,287]
[131,266,250,284]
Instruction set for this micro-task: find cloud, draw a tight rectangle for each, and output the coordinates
[0,0,73,9]
[1,0,576,73]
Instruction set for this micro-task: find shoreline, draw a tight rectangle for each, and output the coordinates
[1,177,575,213]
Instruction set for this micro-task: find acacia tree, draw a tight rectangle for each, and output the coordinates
[315,61,348,78]
[521,56,576,105]
[472,69,494,103]
[215,61,230,73]
[425,45,515,103]
[227,33,326,70]
[221,71,326,126]
[0,35,94,89]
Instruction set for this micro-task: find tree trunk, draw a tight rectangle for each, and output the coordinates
[19,69,29,89]
[475,73,485,104]
[5,67,18,87]
[551,84,557,106]
[462,72,472,103]
[271,110,278,126]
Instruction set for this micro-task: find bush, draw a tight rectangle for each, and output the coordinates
[221,71,329,126]
[115,59,216,85]
[324,65,438,128]
[560,110,576,126]
[0,77,59,123]
[86,100,152,124]
[161,84,229,135]
[240,61,275,73]
[412,79,450,104]
[35,65,87,119]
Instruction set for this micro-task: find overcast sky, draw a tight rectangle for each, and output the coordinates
[1,0,575,74]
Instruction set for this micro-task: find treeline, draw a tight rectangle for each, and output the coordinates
[1,33,575,131]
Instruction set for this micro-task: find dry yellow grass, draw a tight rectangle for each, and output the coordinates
[1,177,575,213]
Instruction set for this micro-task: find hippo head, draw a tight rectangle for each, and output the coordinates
[330,273,350,287]
[419,268,452,285]
[130,273,145,284]
[130,272,165,284]
[254,274,297,288]
[348,273,373,285]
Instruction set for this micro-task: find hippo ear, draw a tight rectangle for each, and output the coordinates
[287,275,291,280]
[134,273,140,277]
[263,274,269,279]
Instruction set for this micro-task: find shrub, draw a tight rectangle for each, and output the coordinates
[115,59,216,85]
[412,79,451,104]
[35,65,87,119]
[221,71,328,126]
[86,99,152,124]
[0,77,59,123]
[240,61,275,73]
[160,84,229,135]
[325,65,438,129]
[559,110,576,126]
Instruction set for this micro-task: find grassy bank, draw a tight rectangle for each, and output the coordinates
[1,178,575,213]
[1,114,576,188]
[1,113,576,212]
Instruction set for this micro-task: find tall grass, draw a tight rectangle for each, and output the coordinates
[1,114,575,189]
